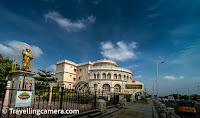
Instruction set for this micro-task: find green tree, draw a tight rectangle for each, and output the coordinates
[0,54,17,96]
[0,54,12,86]
[34,69,58,97]
[124,94,132,102]
[171,94,181,99]
[34,69,57,82]
[180,95,189,100]
[0,54,13,78]
[191,94,200,100]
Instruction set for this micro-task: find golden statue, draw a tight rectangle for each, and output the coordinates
[22,48,33,71]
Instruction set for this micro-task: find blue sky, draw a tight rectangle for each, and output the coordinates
[0,0,200,96]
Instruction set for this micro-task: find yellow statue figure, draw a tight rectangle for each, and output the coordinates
[22,48,33,71]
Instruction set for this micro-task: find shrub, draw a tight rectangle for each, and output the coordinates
[124,94,132,102]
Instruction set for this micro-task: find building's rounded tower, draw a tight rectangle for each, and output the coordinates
[89,59,144,94]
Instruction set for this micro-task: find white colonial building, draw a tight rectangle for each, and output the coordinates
[55,59,144,94]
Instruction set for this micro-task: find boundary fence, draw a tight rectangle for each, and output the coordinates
[0,80,119,118]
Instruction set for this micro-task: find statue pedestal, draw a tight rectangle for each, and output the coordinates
[10,70,36,106]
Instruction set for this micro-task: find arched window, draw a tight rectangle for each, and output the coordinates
[118,74,121,80]
[94,74,96,79]
[97,74,100,79]
[94,84,97,91]
[103,73,106,79]
[127,76,129,81]
[114,84,121,93]
[107,73,111,79]
[114,74,117,79]
[103,84,110,93]
[124,75,126,80]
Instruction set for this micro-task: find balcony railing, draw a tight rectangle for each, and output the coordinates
[89,78,129,82]
[90,66,132,74]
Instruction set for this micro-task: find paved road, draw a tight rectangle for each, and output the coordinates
[163,101,200,118]
[110,100,159,118]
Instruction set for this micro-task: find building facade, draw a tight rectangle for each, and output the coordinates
[55,59,144,94]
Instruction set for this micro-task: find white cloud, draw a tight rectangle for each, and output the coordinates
[0,44,13,55]
[0,40,43,57]
[163,76,176,80]
[31,46,43,57]
[178,76,184,79]
[46,65,56,72]
[163,76,184,80]
[44,11,96,32]
[101,42,113,50]
[100,41,138,61]
[134,75,143,79]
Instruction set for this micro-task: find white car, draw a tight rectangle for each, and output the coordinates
[168,96,175,102]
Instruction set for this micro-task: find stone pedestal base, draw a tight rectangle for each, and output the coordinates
[10,70,36,106]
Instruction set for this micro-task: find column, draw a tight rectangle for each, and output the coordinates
[3,81,11,108]
[48,85,53,105]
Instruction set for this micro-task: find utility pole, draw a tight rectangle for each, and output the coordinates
[145,88,147,102]
[145,88,147,96]
[156,57,165,102]
[156,62,158,102]
[177,89,179,100]
[188,88,190,100]
[152,79,154,98]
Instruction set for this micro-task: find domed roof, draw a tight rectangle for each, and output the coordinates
[93,59,118,66]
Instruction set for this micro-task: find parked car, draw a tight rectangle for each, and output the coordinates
[168,96,175,102]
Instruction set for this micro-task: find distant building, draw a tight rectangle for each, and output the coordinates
[55,59,144,94]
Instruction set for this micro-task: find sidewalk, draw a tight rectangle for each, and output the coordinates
[110,100,159,118]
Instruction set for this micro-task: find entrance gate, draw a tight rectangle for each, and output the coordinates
[75,81,90,94]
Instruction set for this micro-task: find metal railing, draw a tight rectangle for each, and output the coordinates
[168,112,181,118]
[152,99,181,118]
[0,80,119,118]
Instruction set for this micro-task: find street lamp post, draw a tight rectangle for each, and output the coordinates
[177,89,179,100]
[188,88,190,100]
[156,62,158,102]
[156,59,165,102]
[152,79,154,98]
